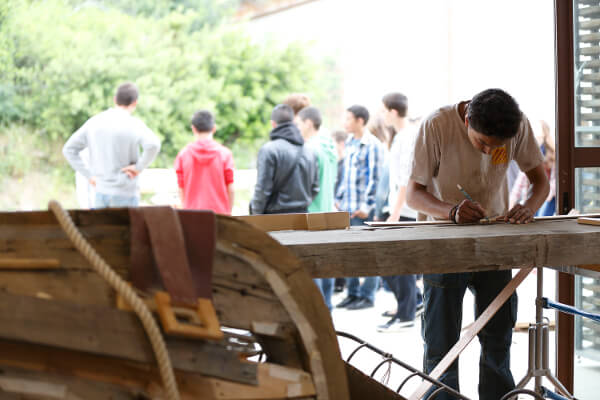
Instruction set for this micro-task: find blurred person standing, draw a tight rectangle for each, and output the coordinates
[377,92,423,332]
[510,120,556,216]
[335,105,383,311]
[332,129,348,294]
[283,93,311,115]
[174,110,235,214]
[63,82,160,208]
[296,106,337,310]
[250,104,319,215]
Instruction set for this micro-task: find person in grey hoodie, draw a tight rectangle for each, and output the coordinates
[63,82,161,208]
[250,104,319,214]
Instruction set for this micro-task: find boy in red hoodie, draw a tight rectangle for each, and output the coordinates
[175,110,235,214]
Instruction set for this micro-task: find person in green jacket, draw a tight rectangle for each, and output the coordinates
[295,106,337,310]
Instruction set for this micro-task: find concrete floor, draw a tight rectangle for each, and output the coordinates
[330,270,599,399]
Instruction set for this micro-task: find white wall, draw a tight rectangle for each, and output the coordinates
[245,0,555,128]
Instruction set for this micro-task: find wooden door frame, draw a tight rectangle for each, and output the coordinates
[555,0,600,392]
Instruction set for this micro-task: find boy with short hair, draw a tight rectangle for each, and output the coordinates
[175,110,235,214]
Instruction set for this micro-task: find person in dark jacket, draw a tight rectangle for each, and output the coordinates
[250,104,319,214]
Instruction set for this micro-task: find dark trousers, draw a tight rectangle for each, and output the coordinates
[422,270,517,400]
[346,214,379,302]
[382,216,421,320]
[382,274,421,320]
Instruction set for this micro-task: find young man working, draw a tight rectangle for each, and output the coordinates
[378,92,423,331]
[174,110,235,214]
[335,105,383,311]
[406,89,549,400]
[63,82,160,208]
[250,104,319,215]
[296,106,337,310]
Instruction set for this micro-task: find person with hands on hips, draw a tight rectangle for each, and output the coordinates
[406,88,549,400]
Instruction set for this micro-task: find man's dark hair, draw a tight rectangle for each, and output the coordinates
[115,82,139,106]
[467,88,522,139]
[297,106,322,130]
[382,92,408,117]
[271,104,294,125]
[191,110,215,132]
[332,130,348,143]
[347,105,370,126]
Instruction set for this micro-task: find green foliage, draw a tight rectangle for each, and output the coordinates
[0,0,333,166]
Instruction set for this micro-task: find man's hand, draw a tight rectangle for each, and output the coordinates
[89,177,97,187]
[121,164,140,179]
[505,204,534,224]
[455,199,486,224]
[351,209,368,219]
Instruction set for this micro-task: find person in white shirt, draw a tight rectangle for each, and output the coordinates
[376,92,422,332]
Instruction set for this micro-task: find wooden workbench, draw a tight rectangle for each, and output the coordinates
[270,219,600,278]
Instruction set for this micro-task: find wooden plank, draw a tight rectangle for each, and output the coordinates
[0,340,314,399]
[0,258,60,270]
[0,291,257,385]
[578,216,600,225]
[271,219,600,278]
[408,268,532,400]
[235,212,349,232]
[217,216,350,400]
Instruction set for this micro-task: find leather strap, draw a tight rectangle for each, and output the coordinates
[129,207,216,307]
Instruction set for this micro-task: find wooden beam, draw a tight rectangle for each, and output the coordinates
[0,291,257,385]
[271,219,600,278]
[235,212,349,232]
[0,340,315,399]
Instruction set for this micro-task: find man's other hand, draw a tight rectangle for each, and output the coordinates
[505,204,534,224]
[455,199,485,224]
[121,164,140,179]
[89,177,97,187]
[351,209,368,219]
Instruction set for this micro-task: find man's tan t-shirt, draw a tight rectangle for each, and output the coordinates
[410,103,544,220]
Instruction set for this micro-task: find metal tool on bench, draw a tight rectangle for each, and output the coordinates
[128,207,223,341]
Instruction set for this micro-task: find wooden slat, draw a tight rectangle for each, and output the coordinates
[0,290,257,385]
[0,258,60,270]
[235,211,349,232]
[579,19,600,30]
[579,5,600,17]
[580,45,600,56]
[581,72,600,82]
[0,340,314,399]
[579,32,600,42]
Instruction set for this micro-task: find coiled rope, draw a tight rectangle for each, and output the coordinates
[48,200,180,400]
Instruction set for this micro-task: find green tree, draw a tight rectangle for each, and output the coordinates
[0,0,332,166]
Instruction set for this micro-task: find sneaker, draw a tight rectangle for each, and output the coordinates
[415,303,424,317]
[377,318,415,332]
[346,298,374,310]
[336,295,358,308]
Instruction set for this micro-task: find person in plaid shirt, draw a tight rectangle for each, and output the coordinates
[335,104,383,311]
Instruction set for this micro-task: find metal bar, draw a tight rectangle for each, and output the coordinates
[337,331,469,400]
[544,297,600,323]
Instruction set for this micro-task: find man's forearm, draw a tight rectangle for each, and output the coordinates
[407,180,453,220]
[523,181,550,214]
[227,184,235,213]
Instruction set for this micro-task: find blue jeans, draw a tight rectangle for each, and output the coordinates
[314,278,334,311]
[95,193,138,208]
[346,214,379,303]
[422,270,517,400]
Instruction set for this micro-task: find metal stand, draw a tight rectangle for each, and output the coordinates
[515,267,574,399]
